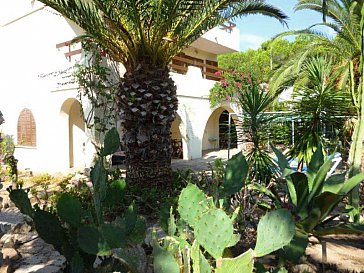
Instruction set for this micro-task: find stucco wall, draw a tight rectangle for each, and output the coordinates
[0,0,95,172]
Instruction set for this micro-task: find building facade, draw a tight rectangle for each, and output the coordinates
[0,0,240,172]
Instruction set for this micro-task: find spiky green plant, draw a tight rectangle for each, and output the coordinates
[289,56,353,166]
[236,78,279,184]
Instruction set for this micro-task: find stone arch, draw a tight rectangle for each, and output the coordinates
[202,106,237,153]
[60,98,86,169]
[17,108,36,147]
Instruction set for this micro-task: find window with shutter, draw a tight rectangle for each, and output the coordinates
[17,108,36,147]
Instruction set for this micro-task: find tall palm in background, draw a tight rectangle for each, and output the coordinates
[296,0,362,83]
[270,0,362,93]
[38,0,287,190]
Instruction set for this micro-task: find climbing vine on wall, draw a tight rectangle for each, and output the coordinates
[73,42,121,151]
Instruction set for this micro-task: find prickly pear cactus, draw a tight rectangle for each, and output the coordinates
[191,240,211,273]
[152,233,180,273]
[78,224,126,256]
[254,209,295,257]
[100,127,120,157]
[8,188,34,218]
[194,208,234,259]
[34,209,66,248]
[223,152,248,197]
[215,249,254,273]
[177,183,210,227]
[57,193,82,228]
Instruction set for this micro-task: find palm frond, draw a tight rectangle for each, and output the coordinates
[38,0,288,68]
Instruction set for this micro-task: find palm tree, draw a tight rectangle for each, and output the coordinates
[296,0,362,81]
[289,56,353,165]
[37,0,287,190]
[271,0,362,93]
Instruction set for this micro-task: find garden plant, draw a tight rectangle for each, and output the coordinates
[8,128,147,272]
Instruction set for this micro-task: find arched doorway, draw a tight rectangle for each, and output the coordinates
[219,110,237,149]
[171,114,183,159]
[202,107,237,154]
[60,99,86,169]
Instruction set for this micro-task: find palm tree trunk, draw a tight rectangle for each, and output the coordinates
[117,61,178,191]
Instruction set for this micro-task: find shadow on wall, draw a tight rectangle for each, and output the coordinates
[60,98,86,169]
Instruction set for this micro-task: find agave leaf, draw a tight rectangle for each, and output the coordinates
[322,173,346,193]
[290,172,309,217]
[300,207,321,233]
[314,223,364,236]
[271,145,290,172]
[247,182,279,202]
[307,145,324,176]
[338,173,364,195]
[271,146,297,205]
[301,191,343,233]
[307,154,334,203]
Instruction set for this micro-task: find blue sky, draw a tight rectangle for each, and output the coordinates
[235,1,330,51]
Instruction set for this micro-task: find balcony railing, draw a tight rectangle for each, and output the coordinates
[56,40,226,81]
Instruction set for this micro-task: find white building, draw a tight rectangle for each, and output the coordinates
[0,0,240,173]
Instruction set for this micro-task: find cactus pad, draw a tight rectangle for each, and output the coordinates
[254,209,295,257]
[223,152,248,197]
[78,225,109,256]
[9,189,34,218]
[191,240,211,273]
[177,184,209,227]
[152,236,179,273]
[215,249,254,273]
[194,208,233,259]
[57,193,82,228]
[34,209,65,247]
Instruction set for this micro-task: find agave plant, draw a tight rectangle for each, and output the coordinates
[271,145,364,261]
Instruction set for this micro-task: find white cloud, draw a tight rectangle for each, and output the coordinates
[239,34,268,51]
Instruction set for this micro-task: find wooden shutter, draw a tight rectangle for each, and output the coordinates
[17,109,36,147]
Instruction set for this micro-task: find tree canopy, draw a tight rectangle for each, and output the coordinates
[217,37,314,82]
[39,0,287,70]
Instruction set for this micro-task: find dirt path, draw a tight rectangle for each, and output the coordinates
[306,235,364,272]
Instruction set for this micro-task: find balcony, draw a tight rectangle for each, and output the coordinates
[56,41,227,82]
